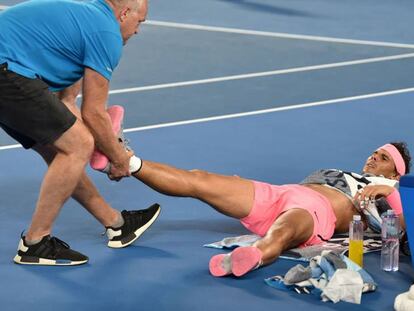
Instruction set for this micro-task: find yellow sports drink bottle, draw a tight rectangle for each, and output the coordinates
[349,214,364,267]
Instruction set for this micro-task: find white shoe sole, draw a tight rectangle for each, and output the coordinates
[13,255,88,266]
[107,207,161,248]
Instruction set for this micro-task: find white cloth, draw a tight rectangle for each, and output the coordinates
[395,285,414,311]
[321,269,364,304]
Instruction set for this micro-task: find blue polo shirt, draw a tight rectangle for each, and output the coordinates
[0,0,123,91]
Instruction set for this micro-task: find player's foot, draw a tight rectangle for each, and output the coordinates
[209,246,263,277]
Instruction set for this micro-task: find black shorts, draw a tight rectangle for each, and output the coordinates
[0,63,76,149]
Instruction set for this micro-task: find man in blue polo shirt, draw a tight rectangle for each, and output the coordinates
[0,0,161,266]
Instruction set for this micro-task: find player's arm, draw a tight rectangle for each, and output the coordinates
[355,185,405,230]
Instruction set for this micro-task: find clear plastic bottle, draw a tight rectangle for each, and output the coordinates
[349,214,364,267]
[381,209,400,271]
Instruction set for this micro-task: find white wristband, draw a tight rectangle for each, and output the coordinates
[129,156,142,173]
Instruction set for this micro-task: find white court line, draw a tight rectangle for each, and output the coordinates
[147,21,414,50]
[0,144,21,150]
[1,4,414,49]
[2,87,414,151]
[1,4,414,150]
[109,52,414,95]
[123,87,414,132]
[2,4,414,96]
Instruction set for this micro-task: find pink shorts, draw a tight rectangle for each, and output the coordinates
[240,182,337,246]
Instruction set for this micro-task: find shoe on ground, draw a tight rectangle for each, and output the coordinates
[13,235,88,266]
[209,253,232,277]
[106,203,161,248]
[209,246,263,277]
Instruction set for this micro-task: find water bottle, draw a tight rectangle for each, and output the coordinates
[381,209,400,271]
[349,214,364,267]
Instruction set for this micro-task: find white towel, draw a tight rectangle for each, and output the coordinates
[395,285,414,311]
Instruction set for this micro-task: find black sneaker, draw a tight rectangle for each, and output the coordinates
[13,235,88,266]
[106,203,161,248]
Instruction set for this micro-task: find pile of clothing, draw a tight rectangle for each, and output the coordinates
[264,250,376,304]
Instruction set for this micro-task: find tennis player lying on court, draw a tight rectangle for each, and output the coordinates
[92,106,411,277]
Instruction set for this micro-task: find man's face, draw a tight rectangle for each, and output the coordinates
[362,148,399,179]
[119,0,147,45]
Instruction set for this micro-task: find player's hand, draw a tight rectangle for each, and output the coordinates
[353,185,394,208]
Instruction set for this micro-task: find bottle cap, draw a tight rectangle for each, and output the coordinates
[387,209,395,215]
[353,214,361,221]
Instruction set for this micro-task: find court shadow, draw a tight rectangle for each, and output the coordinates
[216,0,318,18]
[179,266,282,301]
[12,263,98,301]
[103,244,178,260]
[158,219,248,235]
[8,245,178,303]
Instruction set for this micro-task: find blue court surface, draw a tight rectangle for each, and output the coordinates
[1,1,414,310]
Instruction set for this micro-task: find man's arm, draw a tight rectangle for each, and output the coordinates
[81,67,130,178]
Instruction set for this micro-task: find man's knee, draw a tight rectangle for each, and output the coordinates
[254,224,297,263]
[268,210,314,248]
[189,169,209,178]
[268,223,296,244]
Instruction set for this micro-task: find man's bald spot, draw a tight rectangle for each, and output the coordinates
[108,0,146,12]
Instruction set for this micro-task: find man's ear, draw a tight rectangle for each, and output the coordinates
[119,7,130,22]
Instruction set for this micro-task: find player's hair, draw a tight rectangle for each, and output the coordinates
[391,141,411,174]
